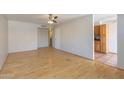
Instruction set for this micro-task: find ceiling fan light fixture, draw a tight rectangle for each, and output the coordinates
[48,20,53,24]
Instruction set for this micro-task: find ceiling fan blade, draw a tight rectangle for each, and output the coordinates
[48,14,58,24]
[53,20,57,23]
[54,16,58,19]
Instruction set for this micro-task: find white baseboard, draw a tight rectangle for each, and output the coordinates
[0,54,8,70]
[54,47,94,61]
[117,66,124,70]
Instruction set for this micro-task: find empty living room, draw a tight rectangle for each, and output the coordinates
[1,1,124,93]
[0,14,124,79]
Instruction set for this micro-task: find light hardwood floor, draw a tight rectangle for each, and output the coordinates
[0,48,124,79]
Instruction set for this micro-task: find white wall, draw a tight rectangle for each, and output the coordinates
[118,15,124,69]
[0,15,8,69]
[54,15,94,60]
[8,20,39,53]
[108,22,117,53]
[38,28,48,48]
[53,27,61,49]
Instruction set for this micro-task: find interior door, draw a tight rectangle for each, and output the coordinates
[38,28,48,48]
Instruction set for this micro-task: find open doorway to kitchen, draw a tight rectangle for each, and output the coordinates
[93,14,117,67]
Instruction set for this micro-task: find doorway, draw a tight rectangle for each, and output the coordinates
[93,14,117,67]
[38,28,48,48]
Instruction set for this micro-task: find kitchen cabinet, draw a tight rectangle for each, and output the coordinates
[94,24,108,53]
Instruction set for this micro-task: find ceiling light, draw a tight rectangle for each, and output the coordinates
[48,20,53,24]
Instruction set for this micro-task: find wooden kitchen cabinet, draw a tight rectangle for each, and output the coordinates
[95,41,101,52]
[94,24,108,53]
[100,24,108,53]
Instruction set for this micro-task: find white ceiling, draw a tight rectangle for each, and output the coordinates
[94,14,117,25]
[6,14,117,26]
[5,14,86,25]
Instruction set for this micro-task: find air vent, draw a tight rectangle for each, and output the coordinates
[39,25,48,29]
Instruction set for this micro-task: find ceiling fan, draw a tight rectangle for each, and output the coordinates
[48,14,58,24]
